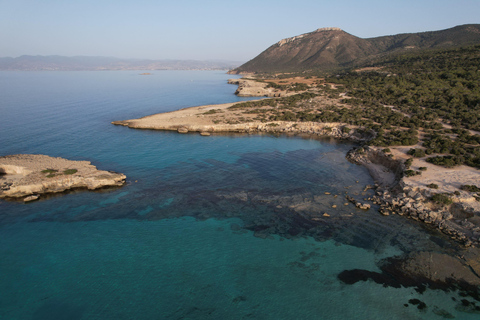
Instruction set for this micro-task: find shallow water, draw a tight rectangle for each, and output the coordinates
[0,71,478,319]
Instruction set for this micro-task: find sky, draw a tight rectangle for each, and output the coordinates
[1,0,479,62]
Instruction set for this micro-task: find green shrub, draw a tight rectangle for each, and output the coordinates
[203,109,221,115]
[427,183,439,189]
[426,155,463,168]
[63,169,78,175]
[431,193,453,205]
[418,167,427,171]
[460,185,480,192]
[404,158,413,169]
[407,148,426,158]
[41,169,58,174]
[405,170,421,177]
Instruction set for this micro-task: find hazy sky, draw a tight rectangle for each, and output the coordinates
[1,0,479,61]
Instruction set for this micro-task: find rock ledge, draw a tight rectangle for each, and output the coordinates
[0,154,126,200]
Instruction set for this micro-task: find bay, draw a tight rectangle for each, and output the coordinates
[0,71,476,319]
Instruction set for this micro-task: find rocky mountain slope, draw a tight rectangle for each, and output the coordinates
[230,24,480,74]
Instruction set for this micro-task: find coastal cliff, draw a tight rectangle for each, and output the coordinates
[0,154,126,201]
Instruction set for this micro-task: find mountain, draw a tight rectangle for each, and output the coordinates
[230,24,480,74]
[0,56,243,71]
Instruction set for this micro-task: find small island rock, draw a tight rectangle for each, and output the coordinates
[0,154,126,200]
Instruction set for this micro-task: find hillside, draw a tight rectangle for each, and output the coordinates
[230,24,480,74]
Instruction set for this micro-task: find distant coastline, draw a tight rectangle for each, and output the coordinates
[0,55,244,71]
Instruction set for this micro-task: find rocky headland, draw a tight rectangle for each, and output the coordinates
[112,104,371,141]
[0,154,126,201]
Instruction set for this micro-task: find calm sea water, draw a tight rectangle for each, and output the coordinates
[0,71,476,319]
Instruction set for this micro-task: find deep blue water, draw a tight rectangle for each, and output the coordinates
[0,71,477,319]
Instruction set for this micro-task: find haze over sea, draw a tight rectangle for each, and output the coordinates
[0,71,476,319]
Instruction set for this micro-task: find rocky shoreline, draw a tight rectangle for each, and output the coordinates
[347,146,480,248]
[0,154,126,201]
[114,105,480,249]
[112,100,480,249]
[111,79,480,294]
[347,147,480,247]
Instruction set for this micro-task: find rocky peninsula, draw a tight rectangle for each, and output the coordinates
[0,154,126,201]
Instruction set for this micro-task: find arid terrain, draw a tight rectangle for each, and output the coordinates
[0,154,126,201]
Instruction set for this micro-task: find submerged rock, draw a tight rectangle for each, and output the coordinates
[339,251,480,299]
[355,202,371,210]
[23,194,39,202]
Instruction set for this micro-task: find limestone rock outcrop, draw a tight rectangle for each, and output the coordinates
[0,154,126,200]
[227,79,279,97]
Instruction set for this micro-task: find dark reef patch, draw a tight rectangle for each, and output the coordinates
[5,146,480,304]
[338,253,480,302]
[408,298,427,310]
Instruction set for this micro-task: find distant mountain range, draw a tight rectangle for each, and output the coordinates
[230,24,480,74]
[0,56,243,71]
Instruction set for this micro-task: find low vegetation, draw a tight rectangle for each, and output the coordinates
[41,169,58,174]
[461,185,480,192]
[228,45,480,169]
[431,193,453,205]
[41,168,77,177]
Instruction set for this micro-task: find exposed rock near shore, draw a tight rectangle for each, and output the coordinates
[347,146,480,248]
[346,146,404,188]
[0,154,126,201]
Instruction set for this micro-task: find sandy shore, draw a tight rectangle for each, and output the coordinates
[113,102,239,131]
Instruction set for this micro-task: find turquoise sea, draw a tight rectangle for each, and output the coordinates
[0,70,478,319]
